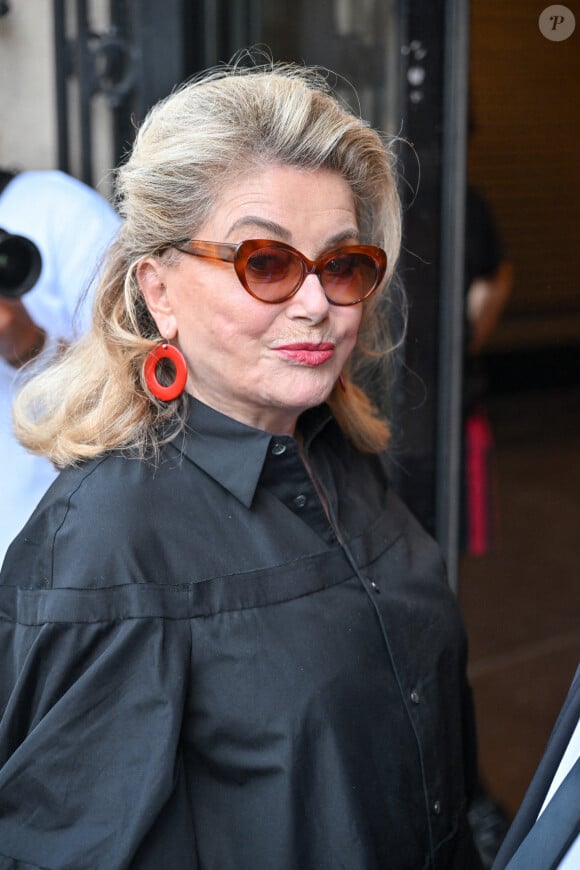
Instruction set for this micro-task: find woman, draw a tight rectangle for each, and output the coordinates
[0,64,482,869]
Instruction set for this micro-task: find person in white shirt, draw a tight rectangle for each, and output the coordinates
[0,169,120,563]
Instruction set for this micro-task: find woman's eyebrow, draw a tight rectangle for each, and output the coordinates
[226,218,360,252]
[324,228,360,249]
[226,216,290,240]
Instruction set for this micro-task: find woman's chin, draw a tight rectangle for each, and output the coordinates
[273,376,338,415]
[262,381,335,428]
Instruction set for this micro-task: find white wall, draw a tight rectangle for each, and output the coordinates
[0,1,56,170]
[0,0,115,200]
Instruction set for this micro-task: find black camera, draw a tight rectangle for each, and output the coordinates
[0,228,42,298]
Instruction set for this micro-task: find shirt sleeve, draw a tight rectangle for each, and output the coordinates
[0,593,191,869]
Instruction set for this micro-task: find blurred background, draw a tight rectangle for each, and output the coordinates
[1,0,578,838]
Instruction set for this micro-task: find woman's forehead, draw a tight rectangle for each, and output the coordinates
[202,165,358,242]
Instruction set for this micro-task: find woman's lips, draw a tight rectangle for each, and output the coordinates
[275,342,335,366]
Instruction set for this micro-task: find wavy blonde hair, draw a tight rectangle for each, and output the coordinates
[14,62,402,466]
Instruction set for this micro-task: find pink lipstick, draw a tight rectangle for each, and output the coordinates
[275,342,335,366]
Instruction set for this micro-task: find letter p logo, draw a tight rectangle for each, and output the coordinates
[539,5,576,41]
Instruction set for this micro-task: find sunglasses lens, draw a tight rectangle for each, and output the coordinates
[321,252,381,304]
[236,242,386,304]
[244,246,303,301]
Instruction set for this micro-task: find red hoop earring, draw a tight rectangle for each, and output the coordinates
[144,342,188,401]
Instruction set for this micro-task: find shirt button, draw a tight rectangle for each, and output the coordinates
[271,442,286,456]
[293,494,307,508]
[369,580,381,593]
[410,689,420,704]
[433,800,441,815]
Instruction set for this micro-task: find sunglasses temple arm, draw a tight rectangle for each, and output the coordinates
[178,240,237,264]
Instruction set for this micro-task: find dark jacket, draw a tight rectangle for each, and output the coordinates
[0,400,481,869]
[492,666,580,870]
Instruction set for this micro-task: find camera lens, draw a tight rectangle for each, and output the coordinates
[0,229,42,298]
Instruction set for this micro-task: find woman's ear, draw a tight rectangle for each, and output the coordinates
[136,257,177,340]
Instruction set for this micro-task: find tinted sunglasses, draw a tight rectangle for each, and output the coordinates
[173,239,387,305]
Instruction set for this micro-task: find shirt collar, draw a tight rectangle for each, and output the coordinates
[168,398,333,508]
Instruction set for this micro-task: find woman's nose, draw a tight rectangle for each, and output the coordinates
[289,272,330,320]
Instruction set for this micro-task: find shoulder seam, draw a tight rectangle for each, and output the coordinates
[49,456,110,588]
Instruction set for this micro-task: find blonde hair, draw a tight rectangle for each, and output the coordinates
[14,62,402,466]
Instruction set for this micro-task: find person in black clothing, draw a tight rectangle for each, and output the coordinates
[462,186,514,554]
[463,185,513,447]
[0,63,483,869]
[492,666,580,870]
[464,186,513,360]
[462,186,515,866]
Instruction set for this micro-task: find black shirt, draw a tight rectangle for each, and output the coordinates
[465,186,505,291]
[0,400,481,869]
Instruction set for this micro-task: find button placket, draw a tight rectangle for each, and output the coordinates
[262,436,337,543]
